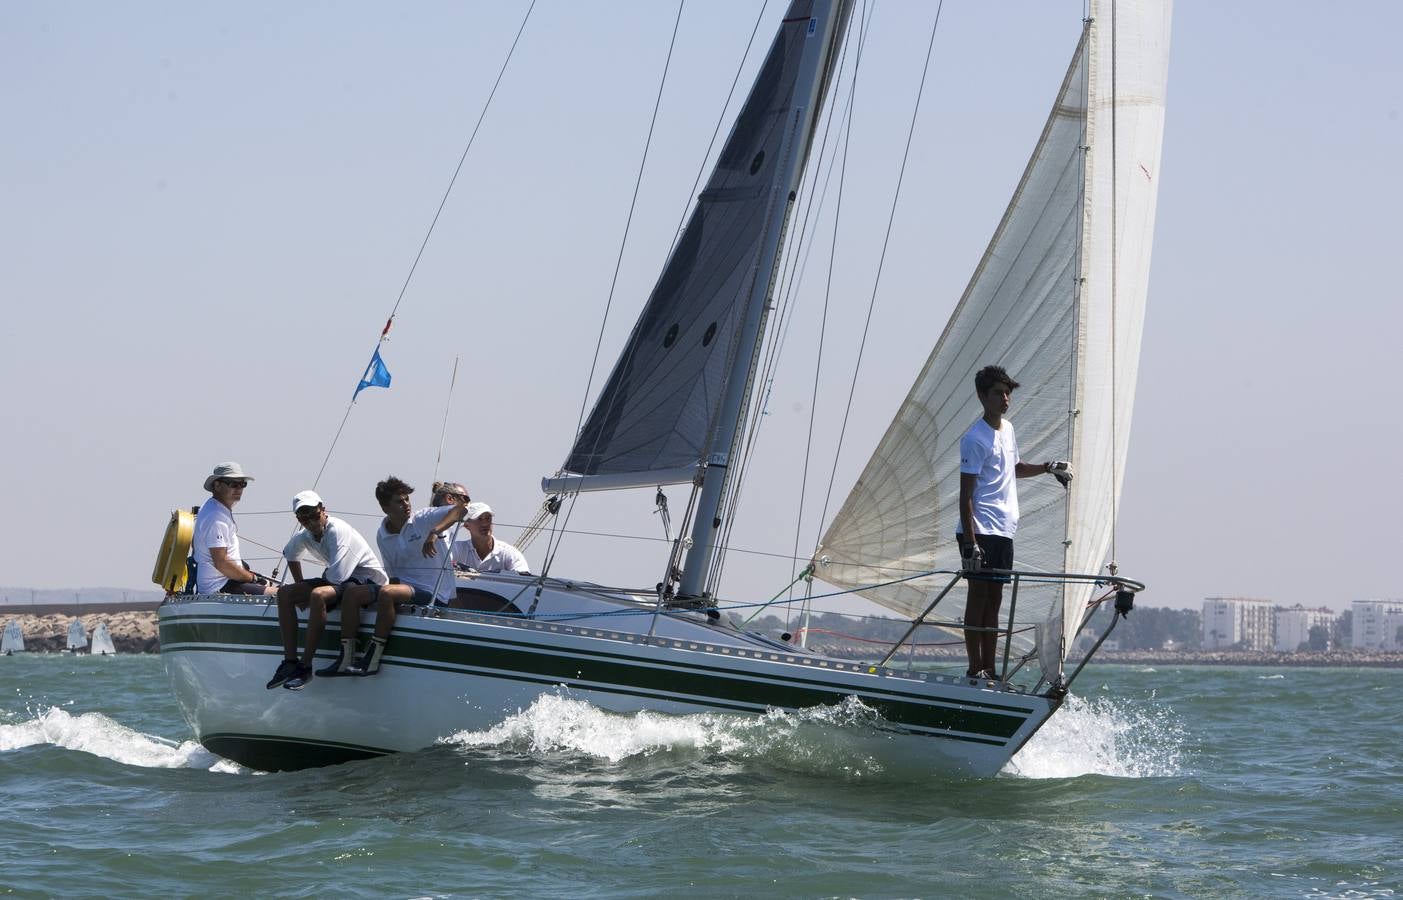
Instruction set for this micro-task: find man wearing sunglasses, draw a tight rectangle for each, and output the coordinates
[266,490,388,690]
[192,461,277,597]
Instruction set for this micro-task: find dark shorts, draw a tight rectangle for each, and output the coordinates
[219,578,269,596]
[296,577,377,610]
[957,532,1013,583]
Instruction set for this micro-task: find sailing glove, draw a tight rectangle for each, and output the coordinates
[960,541,983,574]
[1047,460,1074,487]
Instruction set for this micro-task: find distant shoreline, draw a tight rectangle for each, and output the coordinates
[6,609,1399,667]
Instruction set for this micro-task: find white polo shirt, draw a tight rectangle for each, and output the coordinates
[283,516,387,585]
[452,536,531,575]
[193,497,242,594]
[377,506,457,603]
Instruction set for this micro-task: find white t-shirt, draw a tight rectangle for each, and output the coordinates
[193,497,242,594]
[453,535,531,575]
[956,417,1019,538]
[282,516,388,585]
[377,506,456,603]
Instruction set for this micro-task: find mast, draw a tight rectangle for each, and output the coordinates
[678,0,854,599]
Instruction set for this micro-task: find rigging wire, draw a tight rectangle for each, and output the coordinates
[515,2,767,557]
[1108,0,1120,574]
[701,1,864,603]
[811,0,945,550]
[538,0,688,584]
[307,0,538,490]
[432,356,461,485]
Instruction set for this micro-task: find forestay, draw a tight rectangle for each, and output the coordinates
[816,0,1170,679]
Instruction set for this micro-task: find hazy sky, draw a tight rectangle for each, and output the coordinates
[2,1,1400,613]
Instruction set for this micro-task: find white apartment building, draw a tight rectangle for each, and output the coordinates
[1352,599,1403,650]
[1202,597,1274,651]
[1275,605,1334,652]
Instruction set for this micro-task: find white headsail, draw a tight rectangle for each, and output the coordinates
[816,0,1171,678]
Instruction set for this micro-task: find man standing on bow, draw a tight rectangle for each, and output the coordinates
[192,461,277,596]
[956,365,1072,681]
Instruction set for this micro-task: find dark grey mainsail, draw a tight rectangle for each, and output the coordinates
[554,0,852,494]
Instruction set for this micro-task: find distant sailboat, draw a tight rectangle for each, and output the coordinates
[90,622,116,656]
[1,620,23,655]
[66,618,88,653]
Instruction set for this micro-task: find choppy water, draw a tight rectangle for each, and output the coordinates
[1,655,1399,897]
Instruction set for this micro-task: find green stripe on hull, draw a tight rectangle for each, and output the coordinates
[161,616,1032,741]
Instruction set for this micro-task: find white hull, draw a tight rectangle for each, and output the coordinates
[160,575,1057,774]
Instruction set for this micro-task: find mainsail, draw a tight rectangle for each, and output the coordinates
[66,618,88,651]
[91,622,116,656]
[1,620,23,654]
[816,0,1170,677]
[551,0,853,494]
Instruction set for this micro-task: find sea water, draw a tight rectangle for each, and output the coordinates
[1,655,1399,897]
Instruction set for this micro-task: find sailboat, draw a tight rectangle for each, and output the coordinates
[1,620,23,655]
[66,618,88,653]
[157,0,1170,774]
[90,622,117,656]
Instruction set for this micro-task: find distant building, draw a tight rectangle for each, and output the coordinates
[1352,599,1403,650]
[1275,605,1334,652]
[1202,597,1273,651]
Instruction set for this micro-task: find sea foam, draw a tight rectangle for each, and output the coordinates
[0,707,239,772]
[1006,693,1185,779]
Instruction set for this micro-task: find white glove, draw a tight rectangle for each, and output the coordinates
[1047,460,1073,487]
[960,541,983,574]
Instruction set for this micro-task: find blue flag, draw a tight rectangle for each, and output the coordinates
[354,347,392,400]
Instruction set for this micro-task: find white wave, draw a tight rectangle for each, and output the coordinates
[442,693,892,776]
[1005,694,1185,779]
[0,707,238,772]
[1257,674,1285,680]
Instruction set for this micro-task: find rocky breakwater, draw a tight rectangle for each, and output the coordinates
[1,611,160,654]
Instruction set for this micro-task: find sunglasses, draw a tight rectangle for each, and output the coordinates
[295,507,321,522]
[220,479,249,489]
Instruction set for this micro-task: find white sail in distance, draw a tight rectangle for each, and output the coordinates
[91,622,116,656]
[66,618,87,650]
[816,0,1171,676]
[1,620,23,654]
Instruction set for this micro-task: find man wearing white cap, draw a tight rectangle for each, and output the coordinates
[452,502,531,576]
[266,490,388,690]
[193,462,277,596]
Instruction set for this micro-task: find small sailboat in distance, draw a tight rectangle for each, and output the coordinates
[66,618,88,653]
[90,622,116,656]
[1,620,24,655]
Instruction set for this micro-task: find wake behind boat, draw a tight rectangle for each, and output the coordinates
[158,0,1169,774]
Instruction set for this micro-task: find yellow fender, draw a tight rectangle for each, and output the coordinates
[152,508,196,593]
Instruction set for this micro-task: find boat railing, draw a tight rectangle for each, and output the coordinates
[876,567,1146,686]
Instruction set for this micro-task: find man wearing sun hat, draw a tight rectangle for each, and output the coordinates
[192,461,276,596]
[451,502,531,576]
[266,489,388,690]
